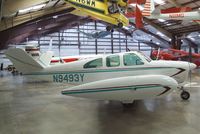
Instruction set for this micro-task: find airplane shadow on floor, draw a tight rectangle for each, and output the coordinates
[96,99,189,134]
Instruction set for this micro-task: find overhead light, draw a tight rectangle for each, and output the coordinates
[166,23,171,26]
[154,0,166,5]
[156,31,165,37]
[198,34,200,37]
[38,27,42,30]
[19,7,32,13]
[53,15,58,19]
[32,4,46,10]
[156,42,160,45]
[190,38,195,41]
[158,19,165,22]
[19,4,46,13]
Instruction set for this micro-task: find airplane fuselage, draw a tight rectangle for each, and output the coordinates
[148,11,200,20]
[24,51,194,86]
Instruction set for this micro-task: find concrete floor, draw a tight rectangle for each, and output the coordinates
[1,71,200,134]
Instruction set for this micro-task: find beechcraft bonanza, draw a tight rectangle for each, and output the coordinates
[64,0,129,31]
[5,48,196,104]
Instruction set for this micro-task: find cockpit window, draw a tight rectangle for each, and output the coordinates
[106,55,120,67]
[138,51,152,62]
[123,53,144,66]
[84,58,103,68]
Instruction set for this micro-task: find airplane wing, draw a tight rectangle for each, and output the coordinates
[97,31,111,38]
[62,75,178,101]
[78,30,92,38]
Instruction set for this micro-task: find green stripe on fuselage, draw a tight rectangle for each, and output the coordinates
[62,85,164,95]
[24,67,176,76]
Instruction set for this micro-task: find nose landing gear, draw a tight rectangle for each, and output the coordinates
[181,91,190,100]
[179,86,190,100]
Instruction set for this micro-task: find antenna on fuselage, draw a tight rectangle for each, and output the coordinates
[126,48,131,52]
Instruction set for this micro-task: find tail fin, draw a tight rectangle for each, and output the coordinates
[142,0,155,16]
[5,48,52,74]
[135,5,143,28]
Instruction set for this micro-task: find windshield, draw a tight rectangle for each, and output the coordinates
[137,51,152,62]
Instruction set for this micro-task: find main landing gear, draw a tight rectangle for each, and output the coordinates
[106,22,123,32]
[180,87,190,100]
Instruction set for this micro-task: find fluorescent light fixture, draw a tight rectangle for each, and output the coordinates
[19,7,32,13]
[198,34,200,37]
[156,42,160,45]
[53,15,58,19]
[166,23,171,26]
[154,0,166,5]
[38,27,42,30]
[190,38,195,41]
[156,31,165,37]
[158,19,165,22]
[19,4,46,13]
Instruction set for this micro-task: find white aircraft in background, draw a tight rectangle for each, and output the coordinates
[128,0,200,28]
[144,0,200,21]
[5,48,196,105]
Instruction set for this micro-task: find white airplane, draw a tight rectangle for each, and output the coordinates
[142,0,200,21]
[5,48,196,104]
[128,0,200,28]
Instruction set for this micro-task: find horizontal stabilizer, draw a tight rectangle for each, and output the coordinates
[5,48,44,74]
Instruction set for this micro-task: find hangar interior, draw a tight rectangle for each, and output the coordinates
[0,0,200,134]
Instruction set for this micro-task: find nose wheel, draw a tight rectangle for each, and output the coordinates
[180,91,190,100]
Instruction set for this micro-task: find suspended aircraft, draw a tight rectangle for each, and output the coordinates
[127,0,200,28]
[5,48,196,104]
[64,0,129,31]
[78,30,111,39]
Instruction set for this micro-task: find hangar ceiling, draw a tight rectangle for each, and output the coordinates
[0,0,200,50]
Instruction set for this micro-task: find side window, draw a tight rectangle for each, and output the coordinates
[84,58,102,68]
[123,53,144,66]
[106,55,120,67]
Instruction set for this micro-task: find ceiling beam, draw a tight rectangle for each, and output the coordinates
[129,22,170,47]
[0,0,4,23]
[167,0,181,7]
[171,25,200,35]
[143,17,173,38]
[182,0,200,6]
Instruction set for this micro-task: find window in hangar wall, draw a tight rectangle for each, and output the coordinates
[28,22,152,57]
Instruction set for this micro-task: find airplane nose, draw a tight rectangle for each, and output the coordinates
[189,63,196,70]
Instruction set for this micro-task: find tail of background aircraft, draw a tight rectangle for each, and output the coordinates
[142,0,155,16]
[5,48,53,74]
[134,0,155,28]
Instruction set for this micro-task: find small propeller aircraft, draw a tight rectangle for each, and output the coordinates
[78,30,111,39]
[152,48,200,67]
[64,0,129,31]
[5,48,196,104]
[127,0,200,28]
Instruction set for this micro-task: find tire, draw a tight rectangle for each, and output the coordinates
[106,26,112,31]
[181,91,190,100]
[118,22,123,28]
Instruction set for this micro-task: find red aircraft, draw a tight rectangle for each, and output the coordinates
[151,49,200,67]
